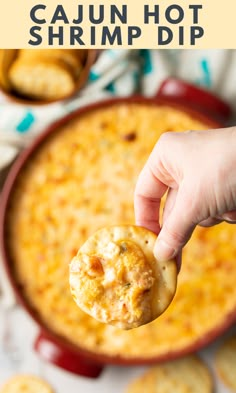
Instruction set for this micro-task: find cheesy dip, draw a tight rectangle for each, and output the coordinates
[5,102,236,359]
[69,225,177,329]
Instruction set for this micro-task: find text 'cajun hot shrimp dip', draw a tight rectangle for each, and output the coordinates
[69,225,177,329]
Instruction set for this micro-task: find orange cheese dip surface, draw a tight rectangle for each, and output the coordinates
[6,103,236,358]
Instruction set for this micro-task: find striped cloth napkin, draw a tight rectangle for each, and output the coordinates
[0,49,235,170]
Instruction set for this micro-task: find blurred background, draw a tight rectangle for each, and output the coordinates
[1,49,236,170]
[0,49,236,393]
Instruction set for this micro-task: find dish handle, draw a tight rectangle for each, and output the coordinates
[34,330,103,378]
[156,77,232,124]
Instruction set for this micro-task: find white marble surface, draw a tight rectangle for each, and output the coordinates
[0,298,235,393]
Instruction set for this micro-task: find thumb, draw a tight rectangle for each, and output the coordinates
[154,190,196,262]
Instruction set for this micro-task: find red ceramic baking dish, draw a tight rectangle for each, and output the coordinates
[0,78,234,378]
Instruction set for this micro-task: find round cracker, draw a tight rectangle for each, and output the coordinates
[0,374,54,393]
[125,355,213,393]
[214,335,236,391]
[69,225,177,329]
[8,57,75,100]
[19,49,83,78]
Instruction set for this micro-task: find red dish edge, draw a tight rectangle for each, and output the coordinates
[157,77,232,124]
[0,83,234,377]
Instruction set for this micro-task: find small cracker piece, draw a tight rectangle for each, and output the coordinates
[125,355,213,393]
[0,374,54,393]
[69,225,177,330]
[8,57,76,100]
[215,335,236,392]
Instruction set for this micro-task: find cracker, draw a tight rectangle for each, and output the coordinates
[8,57,76,100]
[19,49,83,78]
[0,374,54,393]
[69,225,177,329]
[125,355,213,393]
[214,335,236,391]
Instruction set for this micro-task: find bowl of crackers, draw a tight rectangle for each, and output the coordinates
[0,78,235,378]
[0,49,97,105]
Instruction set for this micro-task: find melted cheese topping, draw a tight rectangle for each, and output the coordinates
[69,225,177,329]
[6,103,236,358]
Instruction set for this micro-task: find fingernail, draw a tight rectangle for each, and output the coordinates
[222,213,236,223]
[154,239,176,261]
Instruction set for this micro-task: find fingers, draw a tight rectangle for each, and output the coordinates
[199,217,223,227]
[134,128,236,266]
[135,134,195,263]
[162,188,178,224]
[221,210,236,223]
[199,210,236,227]
[161,188,183,271]
[134,162,168,234]
[154,185,196,262]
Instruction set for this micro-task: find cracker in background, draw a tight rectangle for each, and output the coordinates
[70,225,177,330]
[0,375,54,393]
[215,335,236,392]
[125,355,213,393]
[8,57,76,100]
[19,49,83,78]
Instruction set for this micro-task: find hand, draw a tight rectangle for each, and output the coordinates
[134,127,236,264]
